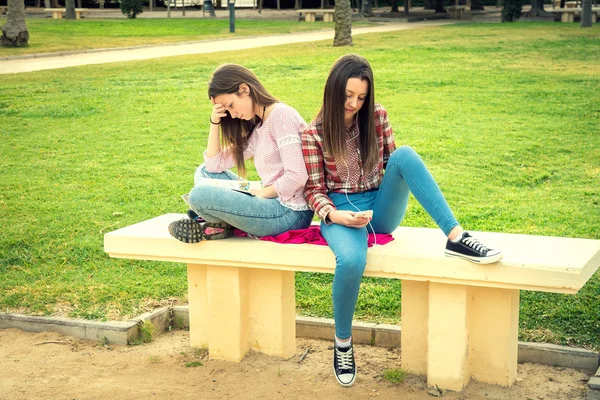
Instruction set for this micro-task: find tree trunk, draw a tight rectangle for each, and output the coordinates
[1,0,29,47]
[295,0,301,9]
[50,0,59,8]
[65,0,76,19]
[470,0,484,10]
[390,0,398,12]
[522,0,553,16]
[404,0,409,13]
[424,0,434,8]
[77,0,82,7]
[44,0,50,7]
[434,0,445,12]
[361,0,373,15]
[581,0,592,26]
[334,0,352,47]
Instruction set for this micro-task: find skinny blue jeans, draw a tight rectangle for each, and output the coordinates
[321,146,459,339]
[188,165,313,237]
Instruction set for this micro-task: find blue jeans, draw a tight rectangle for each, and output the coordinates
[321,146,459,339]
[188,165,314,237]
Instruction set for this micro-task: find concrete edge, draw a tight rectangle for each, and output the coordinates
[2,307,599,375]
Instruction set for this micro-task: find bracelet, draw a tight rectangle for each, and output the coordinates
[210,118,220,125]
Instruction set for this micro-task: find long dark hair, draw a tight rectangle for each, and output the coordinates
[208,64,278,177]
[316,54,378,174]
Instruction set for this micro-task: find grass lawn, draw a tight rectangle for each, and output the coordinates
[1,23,599,350]
[0,19,370,56]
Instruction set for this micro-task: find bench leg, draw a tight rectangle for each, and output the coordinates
[468,286,519,386]
[247,269,296,358]
[187,264,296,361]
[401,280,429,375]
[323,13,333,22]
[305,12,316,22]
[401,281,519,391]
[187,264,209,348]
[427,283,471,391]
[75,11,81,19]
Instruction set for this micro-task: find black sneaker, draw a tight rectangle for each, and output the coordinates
[445,231,503,264]
[168,219,232,244]
[333,343,356,387]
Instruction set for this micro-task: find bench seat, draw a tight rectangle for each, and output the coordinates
[104,213,600,391]
[296,8,335,22]
[549,7,600,22]
[44,8,88,19]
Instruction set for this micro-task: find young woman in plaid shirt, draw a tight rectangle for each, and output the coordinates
[169,64,314,243]
[302,54,502,387]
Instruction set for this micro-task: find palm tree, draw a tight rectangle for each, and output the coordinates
[66,0,77,20]
[334,0,352,47]
[1,0,29,47]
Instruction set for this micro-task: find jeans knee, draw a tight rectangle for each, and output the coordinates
[188,184,212,211]
[335,252,367,284]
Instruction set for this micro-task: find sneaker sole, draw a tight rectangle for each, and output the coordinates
[333,366,356,387]
[444,250,503,265]
[168,219,204,244]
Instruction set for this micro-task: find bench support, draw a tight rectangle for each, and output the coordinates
[187,264,296,361]
[402,281,519,391]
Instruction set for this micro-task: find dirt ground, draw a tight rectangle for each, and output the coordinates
[0,328,590,400]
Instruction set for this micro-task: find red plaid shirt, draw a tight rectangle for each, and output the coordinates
[302,103,397,221]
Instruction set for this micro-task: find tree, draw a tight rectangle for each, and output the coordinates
[522,0,553,17]
[334,0,352,47]
[501,0,522,21]
[120,0,144,18]
[65,0,76,19]
[360,0,373,16]
[1,0,29,48]
[470,0,484,11]
[434,0,445,13]
[581,0,593,27]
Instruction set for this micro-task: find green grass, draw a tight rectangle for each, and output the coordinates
[1,23,599,350]
[382,368,408,385]
[0,18,371,56]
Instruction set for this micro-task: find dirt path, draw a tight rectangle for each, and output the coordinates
[0,328,589,400]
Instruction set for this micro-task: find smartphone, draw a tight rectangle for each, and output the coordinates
[354,210,373,219]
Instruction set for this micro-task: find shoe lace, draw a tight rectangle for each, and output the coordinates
[462,236,490,253]
[336,347,354,371]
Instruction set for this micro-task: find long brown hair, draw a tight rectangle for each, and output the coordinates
[316,54,378,174]
[207,64,278,177]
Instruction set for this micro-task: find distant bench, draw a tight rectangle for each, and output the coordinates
[104,213,600,392]
[550,7,600,22]
[297,8,335,22]
[44,8,88,19]
[446,5,467,19]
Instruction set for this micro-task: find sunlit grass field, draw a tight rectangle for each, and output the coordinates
[1,23,599,349]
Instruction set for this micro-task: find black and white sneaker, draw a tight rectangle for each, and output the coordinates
[445,231,503,264]
[333,343,356,387]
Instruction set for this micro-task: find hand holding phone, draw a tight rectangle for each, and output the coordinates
[354,210,373,219]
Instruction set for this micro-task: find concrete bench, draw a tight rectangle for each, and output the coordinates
[549,7,600,22]
[104,213,600,392]
[446,5,467,19]
[297,9,335,22]
[44,8,88,19]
